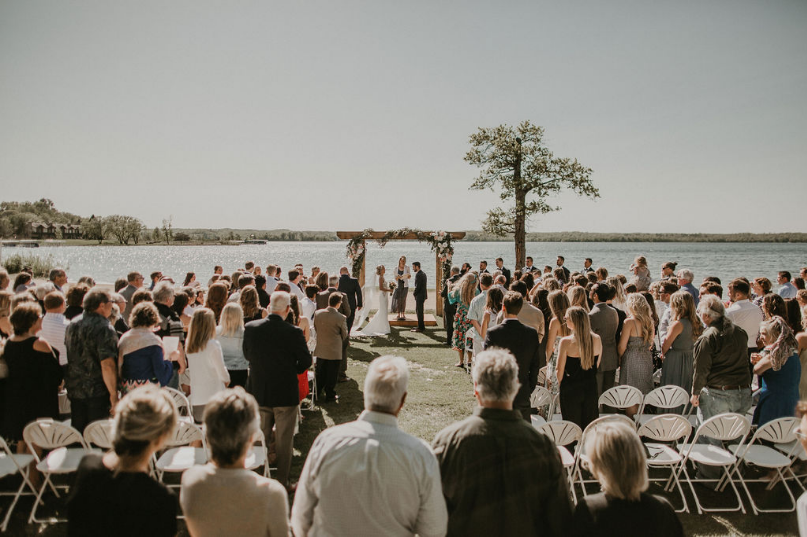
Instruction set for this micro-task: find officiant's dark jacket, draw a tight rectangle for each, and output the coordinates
[414,270,427,301]
[243,314,312,408]
[337,274,363,314]
[484,319,540,413]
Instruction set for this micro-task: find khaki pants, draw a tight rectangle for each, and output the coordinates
[259,405,298,486]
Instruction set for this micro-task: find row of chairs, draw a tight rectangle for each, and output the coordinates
[0,387,271,529]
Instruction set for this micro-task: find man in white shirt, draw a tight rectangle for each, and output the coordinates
[264,264,279,294]
[776,271,797,299]
[468,273,493,358]
[522,256,538,274]
[287,269,306,301]
[39,291,70,369]
[725,278,764,355]
[291,356,447,537]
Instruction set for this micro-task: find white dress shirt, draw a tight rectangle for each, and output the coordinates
[725,299,764,348]
[301,297,317,322]
[291,410,447,537]
[39,312,70,365]
[265,276,279,293]
[777,282,797,299]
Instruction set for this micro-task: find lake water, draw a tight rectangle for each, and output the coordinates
[2,241,804,289]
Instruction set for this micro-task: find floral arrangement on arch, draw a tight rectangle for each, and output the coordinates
[344,228,455,279]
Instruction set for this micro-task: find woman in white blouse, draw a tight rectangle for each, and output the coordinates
[186,308,230,422]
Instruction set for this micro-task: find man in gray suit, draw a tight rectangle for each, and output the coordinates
[588,282,619,400]
[313,293,349,403]
[119,271,144,321]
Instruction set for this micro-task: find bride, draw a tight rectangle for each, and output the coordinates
[353,265,393,337]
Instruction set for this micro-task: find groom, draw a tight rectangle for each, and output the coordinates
[411,262,427,332]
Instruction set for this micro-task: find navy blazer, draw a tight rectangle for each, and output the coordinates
[484,318,540,411]
[243,314,312,408]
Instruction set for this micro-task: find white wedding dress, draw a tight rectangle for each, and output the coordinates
[353,275,391,337]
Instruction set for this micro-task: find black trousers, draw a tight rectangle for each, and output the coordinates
[444,304,457,344]
[316,359,340,399]
[415,298,425,330]
[70,395,111,433]
[560,380,599,431]
[228,369,248,388]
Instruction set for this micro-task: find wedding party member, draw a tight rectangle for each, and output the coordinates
[181,388,290,537]
[432,349,571,536]
[243,291,312,489]
[216,303,249,388]
[292,356,447,537]
[65,288,119,433]
[441,266,461,346]
[390,256,411,321]
[751,316,800,425]
[572,421,683,537]
[412,262,428,332]
[618,293,656,417]
[582,258,594,274]
[660,292,701,408]
[313,293,349,403]
[337,266,362,333]
[117,303,175,394]
[67,385,179,537]
[483,292,541,421]
[119,271,144,321]
[451,272,479,368]
[495,257,511,287]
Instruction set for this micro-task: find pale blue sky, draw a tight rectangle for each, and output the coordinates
[1,1,805,233]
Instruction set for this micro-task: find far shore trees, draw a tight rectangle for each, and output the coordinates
[465,121,598,269]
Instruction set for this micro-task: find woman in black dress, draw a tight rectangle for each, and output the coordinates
[556,306,601,431]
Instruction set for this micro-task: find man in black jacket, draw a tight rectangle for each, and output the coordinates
[243,291,312,489]
[412,262,427,332]
[337,266,362,333]
[483,292,540,421]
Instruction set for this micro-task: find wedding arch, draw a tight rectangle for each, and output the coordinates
[336,229,466,317]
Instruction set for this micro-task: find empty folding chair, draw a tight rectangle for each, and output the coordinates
[635,385,690,426]
[164,387,194,423]
[154,421,208,485]
[637,414,692,513]
[529,385,554,429]
[572,414,637,497]
[537,366,547,387]
[676,412,751,515]
[83,419,115,451]
[23,418,99,523]
[0,436,38,532]
[773,438,807,491]
[598,386,643,418]
[244,430,271,478]
[727,417,800,514]
[538,420,582,503]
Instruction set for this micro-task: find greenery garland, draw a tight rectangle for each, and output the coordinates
[345,228,455,279]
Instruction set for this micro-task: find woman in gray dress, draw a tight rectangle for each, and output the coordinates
[660,291,702,411]
[618,293,656,417]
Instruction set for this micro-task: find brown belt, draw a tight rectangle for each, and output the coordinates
[706,385,746,391]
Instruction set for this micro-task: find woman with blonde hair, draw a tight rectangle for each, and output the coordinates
[618,293,656,416]
[660,291,701,407]
[572,421,683,536]
[68,385,179,536]
[750,316,800,425]
[239,286,267,323]
[390,256,411,321]
[450,272,479,367]
[629,256,652,292]
[545,290,572,396]
[606,276,627,311]
[216,303,248,388]
[204,282,229,323]
[186,308,230,422]
[0,290,12,338]
[557,306,602,430]
[567,286,590,313]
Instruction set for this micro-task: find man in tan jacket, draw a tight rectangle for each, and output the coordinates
[314,293,349,403]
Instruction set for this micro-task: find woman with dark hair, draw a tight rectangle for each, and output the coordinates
[12,272,33,294]
[64,283,90,320]
[183,272,199,288]
[751,316,800,425]
[532,289,553,329]
[520,272,535,293]
[785,298,803,335]
[239,286,266,323]
[171,291,191,329]
[762,293,788,325]
[204,282,229,324]
[752,277,773,307]
[660,261,678,280]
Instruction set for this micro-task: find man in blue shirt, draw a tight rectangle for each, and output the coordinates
[776,271,797,299]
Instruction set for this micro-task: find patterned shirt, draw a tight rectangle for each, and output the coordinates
[65,312,119,400]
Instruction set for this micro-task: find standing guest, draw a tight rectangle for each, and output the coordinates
[0,269,9,291]
[660,291,701,405]
[337,266,362,333]
[229,273,255,304]
[595,266,609,282]
[216,303,249,388]
[432,349,571,536]
[480,287,504,340]
[172,291,191,329]
[265,264,279,293]
[606,276,627,311]
[726,278,764,358]
[148,271,162,291]
[699,281,723,300]
[309,266,320,285]
[762,293,788,324]
[660,261,678,280]
[0,291,13,337]
[618,293,656,416]
[785,298,803,335]
[442,266,461,346]
[208,265,223,287]
[131,289,153,308]
[650,282,667,321]
[204,282,229,323]
[545,290,572,397]
[507,281,544,350]
[777,271,797,299]
[390,256,411,321]
[572,421,683,537]
[244,261,255,274]
[287,295,312,404]
[568,286,590,312]
[292,356,447,537]
[240,286,267,323]
[186,308,230,422]
[750,316,800,425]
[629,256,652,292]
[109,293,130,335]
[181,388,290,537]
[495,257,511,287]
[451,272,478,368]
[797,309,807,400]
[676,268,699,307]
[302,285,318,323]
[117,303,175,394]
[752,277,773,307]
[77,275,96,288]
[483,292,541,420]
[287,270,306,301]
[557,306,602,430]
[243,291,312,490]
[153,282,186,387]
[556,256,571,283]
[314,271,329,292]
[411,262,427,333]
[64,283,90,320]
[65,288,119,433]
[12,272,34,294]
[254,275,271,309]
[657,281,680,342]
[582,258,594,274]
[67,385,179,537]
[315,275,351,381]
[119,271,145,321]
[183,272,201,288]
[49,267,67,293]
[313,293,348,403]
[39,291,70,373]
[468,273,492,358]
[589,283,619,399]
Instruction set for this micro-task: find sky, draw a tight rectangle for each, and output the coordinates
[1,1,806,233]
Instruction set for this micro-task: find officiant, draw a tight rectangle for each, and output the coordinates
[390,256,411,321]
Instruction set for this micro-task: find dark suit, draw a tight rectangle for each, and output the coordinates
[337,274,363,332]
[413,269,427,331]
[243,314,312,485]
[442,274,460,344]
[589,302,619,398]
[484,319,541,421]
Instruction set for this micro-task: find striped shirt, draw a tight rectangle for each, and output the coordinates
[39,313,69,365]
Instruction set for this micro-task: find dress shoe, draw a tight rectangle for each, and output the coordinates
[325,395,340,403]
[337,376,349,383]
[285,481,298,494]
[410,328,423,332]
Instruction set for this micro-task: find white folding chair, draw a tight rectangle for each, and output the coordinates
[154,421,207,485]
[676,413,751,514]
[637,414,692,513]
[244,430,271,478]
[635,386,690,426]
[0,436,38,532]
[83,419,115,450]
[538,420,582,503]
[727,417,800,514]
[164,387,194,423]
[598,386,643,417]
[23,419,98,523]
[773,438,807,491]
[529,386,555,428]
[537,366,547,387]
[572,414,637,497]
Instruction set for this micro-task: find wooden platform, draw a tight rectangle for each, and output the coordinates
[388,314,439,327]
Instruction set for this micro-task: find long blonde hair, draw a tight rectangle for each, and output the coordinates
[669,291,702,340]
[567,286,590,313]
[586,421,648,501]
[458,273,478,306]
[626,293,654,345]
[548,290,571,337]
[761,316,797,371]
[187,308,216,354]
[606,276,626,307]
[219,303,244,338]
[567,306,595,370]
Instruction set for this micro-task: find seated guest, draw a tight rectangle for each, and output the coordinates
[65,283,90,320]
[292,356,446,536]
[68,385,179,537]
[186,308,230,422]
[118,303,175,394]
[432,349,571,536]
[0,268,9,292]
[216,303,249,388]
[109,293,130,336]
[181,388,290,537]
[572,421,683,537]
[751,316,800,425]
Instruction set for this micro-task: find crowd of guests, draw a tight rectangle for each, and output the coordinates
[0,258,805,535]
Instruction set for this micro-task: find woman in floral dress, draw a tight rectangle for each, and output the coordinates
[451,272,479,368]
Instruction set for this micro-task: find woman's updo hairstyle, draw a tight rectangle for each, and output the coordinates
[112,384,177,458]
